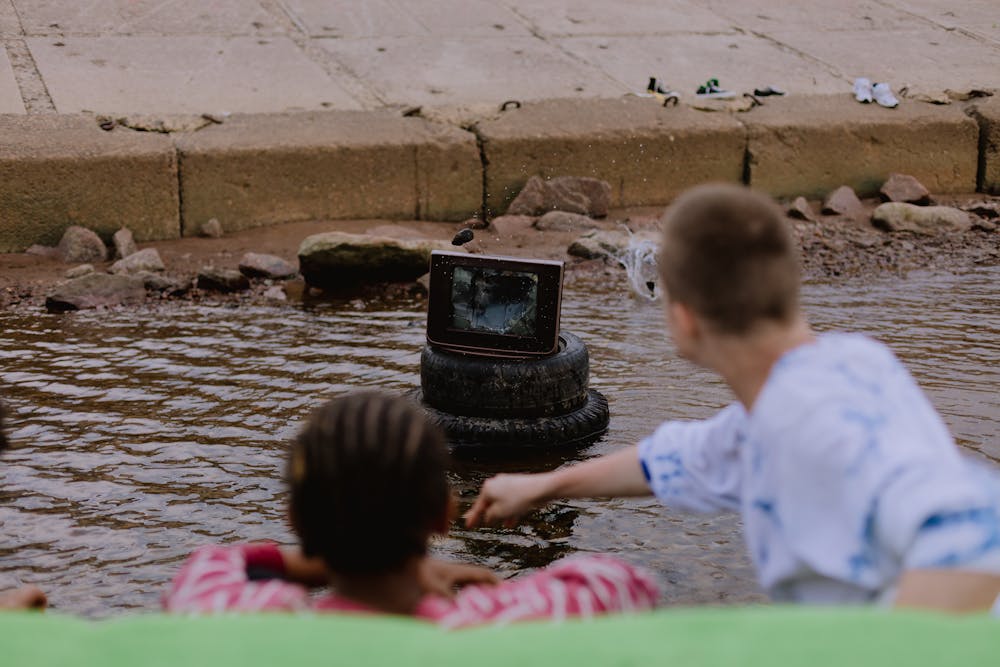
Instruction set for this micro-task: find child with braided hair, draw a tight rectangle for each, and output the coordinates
[0,400,47,611]
[164,391,657,627]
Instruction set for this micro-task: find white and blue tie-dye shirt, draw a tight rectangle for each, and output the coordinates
[638,333,1000,604]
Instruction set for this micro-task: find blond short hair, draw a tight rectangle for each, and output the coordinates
[659,184,801,334]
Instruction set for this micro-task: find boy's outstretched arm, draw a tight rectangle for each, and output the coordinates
[464,445,651,528]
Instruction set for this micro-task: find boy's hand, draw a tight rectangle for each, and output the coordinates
[0,585,47,610]
[279,548,330,587]
[419,558,498,599]
[464,473,552,529]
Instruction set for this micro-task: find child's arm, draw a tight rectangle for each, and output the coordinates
[0,585,46,610]
[466,404,747,528]
[422,554,659,629]
[894,569,1000,613]
[464,445,650,528]
[418,559,498,598]
[163,544,310,613]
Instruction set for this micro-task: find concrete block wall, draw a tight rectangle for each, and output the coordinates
[1,95,997,253]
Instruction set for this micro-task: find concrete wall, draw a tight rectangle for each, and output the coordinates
[0,96,996,253]
[0,115,178,253]
[476,98,745,217]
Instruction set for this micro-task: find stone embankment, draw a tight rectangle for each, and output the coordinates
[2,95,1000,254]
[2,172,995,313]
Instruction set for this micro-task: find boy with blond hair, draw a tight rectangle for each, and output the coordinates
[467,183,1000,611]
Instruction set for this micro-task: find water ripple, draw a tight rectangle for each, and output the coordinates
[0,267,997,616]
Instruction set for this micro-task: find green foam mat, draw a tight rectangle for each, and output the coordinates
[3,606,998,667]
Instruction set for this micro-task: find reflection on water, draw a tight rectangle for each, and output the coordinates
[0,267,997,617]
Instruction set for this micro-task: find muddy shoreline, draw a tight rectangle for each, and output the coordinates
[1,195,997,314]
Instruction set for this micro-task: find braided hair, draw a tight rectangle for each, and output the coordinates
[287,391,451,575]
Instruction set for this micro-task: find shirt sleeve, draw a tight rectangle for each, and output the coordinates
[636,403,746,513]
[422,555,659,629]
[162,543,309,613]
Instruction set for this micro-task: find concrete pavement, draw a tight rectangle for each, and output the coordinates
[2,1,998,114]
[1,1,999,251]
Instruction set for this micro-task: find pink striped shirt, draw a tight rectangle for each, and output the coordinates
[163,544,659,629]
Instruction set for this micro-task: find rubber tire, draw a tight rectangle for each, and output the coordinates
[414,388,609,448]
[420,333,590,418]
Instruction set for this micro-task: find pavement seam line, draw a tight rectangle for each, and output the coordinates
[874,0,1000,51]
[3,38,55,114]
[257,0,386,109]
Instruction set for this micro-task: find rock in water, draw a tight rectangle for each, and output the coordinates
[534,211,600,232]
[451,228,475,246]
[297,232,457,289]
[110,248,165,275]
[113,228,138,259]
[879,173,931,205]
[871,203,972,235]
[197,267,250,292]
[822,186,864,217]
[136,271,190,295]
[238,253,298,279]
[200,218,224,238]
[57,226,107,264]
[506,175,612,218]
[45,273,145,312]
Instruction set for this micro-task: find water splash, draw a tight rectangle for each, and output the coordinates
[616,235,661,302]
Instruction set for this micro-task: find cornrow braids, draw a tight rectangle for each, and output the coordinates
[288,391,451,576]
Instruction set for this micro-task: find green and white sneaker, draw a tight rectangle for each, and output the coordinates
[696,78,736,99]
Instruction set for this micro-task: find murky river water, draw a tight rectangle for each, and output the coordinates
[1,267,997,617]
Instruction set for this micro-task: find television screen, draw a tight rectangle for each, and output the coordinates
[450,266,538,337]
[426,251,564,357]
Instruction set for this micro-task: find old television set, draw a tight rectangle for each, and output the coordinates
[426,251,564,358]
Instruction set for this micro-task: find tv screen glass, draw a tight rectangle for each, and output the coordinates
[450,266,538,337]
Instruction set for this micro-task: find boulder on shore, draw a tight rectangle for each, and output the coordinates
[238,253,298,280]
[568,230,658,262]
[113,228,138,259]
[787,197,815,221]
[197,267,250,292]
[871,203,972,235]
[297,232,458,289]
[822,186,864,218]
[506,176,612,218]
[488,215,536,237]
[57,226,107,264]
[534,211,600,232]
[65,264,94,279]
[110,248,165,275]
[200,218,224,238]
[45,273,145,312]
[879,173,931,205]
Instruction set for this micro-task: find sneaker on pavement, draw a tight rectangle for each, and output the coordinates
[853,77,873,103]
[872,82,899,108]
[696,78,736,99]
[646,76,678,96]
[753,85,786,97]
